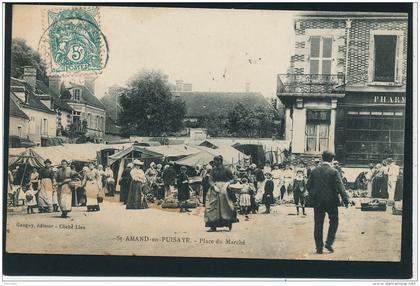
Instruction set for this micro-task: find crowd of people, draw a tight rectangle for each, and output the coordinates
[8,159,116,218]
[8,154,402,235]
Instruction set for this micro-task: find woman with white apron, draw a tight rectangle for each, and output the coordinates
[83,163,101,211]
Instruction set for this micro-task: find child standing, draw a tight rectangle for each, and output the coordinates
[292,169,306,215]
[239,178,252,220]
[262,173,275,214]
[25,184,38,214]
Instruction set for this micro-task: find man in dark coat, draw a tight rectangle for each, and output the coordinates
[307,151,349,254]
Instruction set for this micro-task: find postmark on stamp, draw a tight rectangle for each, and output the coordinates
[39,7,108,76]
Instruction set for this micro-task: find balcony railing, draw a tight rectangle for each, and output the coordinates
[277,74,345,95]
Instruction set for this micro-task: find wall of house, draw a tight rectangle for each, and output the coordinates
[9,117,29,138]
[347,18,408,86]
[293,18,346,76]
[67,102,106,138]
[59,110,72,130]
[23,108,56,144]
[292,16,407,86]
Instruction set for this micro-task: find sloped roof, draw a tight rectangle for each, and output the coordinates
[175,91,270,118]
[144,144,201,158]
[175,146,249,167]
[198,138,290,152]
[65,83,106,110]
[9,97,29,119]
[35,80,74,112]
[10,78,55,114]
[108,145,163,164]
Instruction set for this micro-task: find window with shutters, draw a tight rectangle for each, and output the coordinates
[309,36,333,75]
[369,31,404,84]
[305,110,330,153]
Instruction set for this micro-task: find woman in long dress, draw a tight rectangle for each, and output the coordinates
[119,163,133,204]
[103,166,115,197]
[83,163,101,211]
[204,155,237,232]
[56,160,73,218]
[37,159,55,213]
[177,166,191,212]
[126,160,148,209]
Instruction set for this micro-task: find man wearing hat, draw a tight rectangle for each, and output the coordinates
[307,151,349,254]
[204,155,237,232]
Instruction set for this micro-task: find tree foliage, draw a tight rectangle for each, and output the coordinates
[226,103,282,138]
[119,70,186,136]
[11,38,49,84]
[184,102,282,138]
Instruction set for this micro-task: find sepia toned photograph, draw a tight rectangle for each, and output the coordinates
[5,4,410,265]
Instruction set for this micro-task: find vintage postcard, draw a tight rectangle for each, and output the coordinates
[5,4,410,264]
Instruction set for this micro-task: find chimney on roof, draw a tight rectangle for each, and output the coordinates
[23,66,37,91]
[85,77,96,95]
[49,75,61,96]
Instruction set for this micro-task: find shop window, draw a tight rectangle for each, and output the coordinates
[344,109,405,164]
[309,36,333,75]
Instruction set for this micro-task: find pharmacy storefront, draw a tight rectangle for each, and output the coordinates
[335,92,406,166]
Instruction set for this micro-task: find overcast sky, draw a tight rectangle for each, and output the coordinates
[12,5,296,98]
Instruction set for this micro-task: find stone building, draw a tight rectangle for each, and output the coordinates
[9,66,74,146]
[277,11,408,166]
[50,77,106,142]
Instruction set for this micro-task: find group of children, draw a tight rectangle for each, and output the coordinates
[232,164,310,219]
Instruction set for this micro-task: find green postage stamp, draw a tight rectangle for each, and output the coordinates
[39,7,107,76]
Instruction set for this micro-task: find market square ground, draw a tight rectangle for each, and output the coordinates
[6,198,401,262]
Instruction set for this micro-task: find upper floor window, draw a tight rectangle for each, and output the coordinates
[41,118,48,135]
[72,89,81,101]
[309,36,333,75]
[369,31,404,84]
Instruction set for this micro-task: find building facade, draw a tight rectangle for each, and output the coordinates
[277,12,408,166]
[10,79,57,145]
[49,77,107,142]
